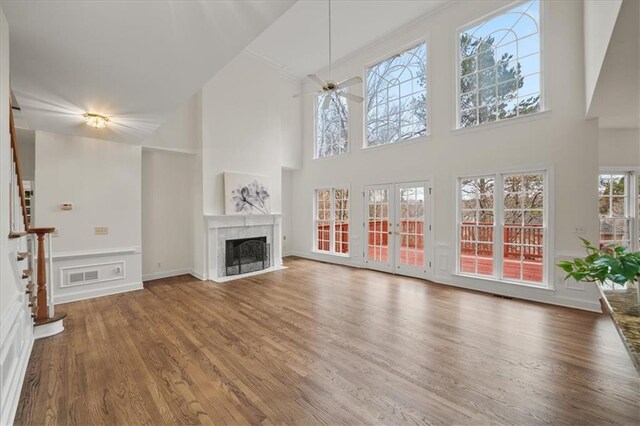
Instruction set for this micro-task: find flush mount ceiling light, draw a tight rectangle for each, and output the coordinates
[83,113,109,128]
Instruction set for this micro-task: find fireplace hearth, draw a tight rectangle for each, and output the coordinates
[225,237,270,276]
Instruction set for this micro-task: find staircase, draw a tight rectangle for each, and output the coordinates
[8,97,65,338]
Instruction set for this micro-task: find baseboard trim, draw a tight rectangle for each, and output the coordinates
[142,268,192,282]
[189,269,206,281]
[54,282,143,305]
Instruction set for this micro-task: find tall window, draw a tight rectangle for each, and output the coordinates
[315,188,349,255]
[599,172,639,250]
[458,170,547,286]
[316,91,348,158]
[460,177,495,277]
[458,0,541,128]
[365,43,427,147]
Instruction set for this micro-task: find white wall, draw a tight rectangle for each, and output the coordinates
[0,8,34,425]
[141,92,202,280]
[599,128,640,167]
[290,0,601,311]
[282,168,294,256]
[35,131,142,303]
[15,128,35,181]
[141,150,195,280]
[201,51,302,215]
[584,0,622,113]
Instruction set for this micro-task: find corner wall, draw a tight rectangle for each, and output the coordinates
[34,131,142,304]
[290,0,601,311]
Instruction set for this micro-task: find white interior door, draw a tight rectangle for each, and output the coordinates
[364,185,394,273]
[364,181,432,278]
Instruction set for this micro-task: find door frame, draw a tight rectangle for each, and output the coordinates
[363,179,434,280]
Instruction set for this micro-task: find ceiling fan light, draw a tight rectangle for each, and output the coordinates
[83,113,109,128]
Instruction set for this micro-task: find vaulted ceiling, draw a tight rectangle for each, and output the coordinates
[247,0,448,79]
[4,0,452,144]
[3,0,295,143]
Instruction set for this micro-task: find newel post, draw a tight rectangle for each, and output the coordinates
[29,227,55,321]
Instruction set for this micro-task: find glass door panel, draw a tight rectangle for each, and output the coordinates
[364,185,394,273]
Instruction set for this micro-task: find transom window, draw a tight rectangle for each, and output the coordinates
[458,170,548,286]
[599,172,639,251]
[458,0,541,128]
[315,188,349,255]
[316,91,348,158]
[365,43,427,147]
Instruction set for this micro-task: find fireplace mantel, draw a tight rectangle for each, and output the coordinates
[204,214,283,282]
[205,213,282,229]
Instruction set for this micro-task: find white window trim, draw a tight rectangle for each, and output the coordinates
[453,0,547,130]
[362,38,430,149]
[454,165,554,288]
[313,186,351,257]
[598,167,640,252]
[313,91,351,160]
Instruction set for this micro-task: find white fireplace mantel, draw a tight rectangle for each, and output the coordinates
[205,213,282,229]
[204,214,283,282]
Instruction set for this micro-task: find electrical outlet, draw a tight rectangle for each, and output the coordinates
[283,235,287,241]
[574,226,586,235]
[157,262,162,268]
[94,227,109,235]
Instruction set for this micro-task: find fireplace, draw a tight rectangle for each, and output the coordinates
[225,237,270,276]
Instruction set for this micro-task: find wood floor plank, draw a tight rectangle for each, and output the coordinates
[14,257,640,425]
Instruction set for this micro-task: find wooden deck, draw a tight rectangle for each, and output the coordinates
[15,257,639,425]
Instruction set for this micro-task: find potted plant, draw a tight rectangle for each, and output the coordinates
[558,238,640,316]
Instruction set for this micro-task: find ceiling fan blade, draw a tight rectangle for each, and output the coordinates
[338,91,364,103]
[307,74,327,88]
[292,90,322,98]
[322,93,332,110]
[336,76,362,88]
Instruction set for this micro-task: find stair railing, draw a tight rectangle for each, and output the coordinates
[9,98,56,323]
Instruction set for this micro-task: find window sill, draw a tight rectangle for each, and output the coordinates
[361,133,431,152]
[452,272,553,291]
[313,151,350,161]
[452,110,551,135]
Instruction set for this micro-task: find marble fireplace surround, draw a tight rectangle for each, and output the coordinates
[205,214,283,282]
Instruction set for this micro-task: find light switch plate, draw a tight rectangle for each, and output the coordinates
[94,227,109,235]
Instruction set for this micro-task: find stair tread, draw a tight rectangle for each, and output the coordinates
[17,251,30,261]
[22,269,32,279]
[34,312,67,326]
[8,231,27,239]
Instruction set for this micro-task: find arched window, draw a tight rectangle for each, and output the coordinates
[316,91,348,159]
[458,0,541,128]
[365,43,427,147]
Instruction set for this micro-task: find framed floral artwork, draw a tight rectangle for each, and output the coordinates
[224,172,271,215]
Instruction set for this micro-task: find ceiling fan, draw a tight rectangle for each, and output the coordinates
[293,0,364,110]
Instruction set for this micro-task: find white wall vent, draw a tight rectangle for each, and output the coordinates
[64,269,100,286]
[60,261,125,288]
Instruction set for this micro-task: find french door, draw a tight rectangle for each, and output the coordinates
[364,181,432,279]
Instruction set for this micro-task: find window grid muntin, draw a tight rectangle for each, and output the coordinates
[458,0,542,128]
[399,186,425,267]
[365,43,427,147]
[315,91,349,159]
[457,170,548,287]
[367,188,390,262]
[599,173,635,250]
[459,176,495,277]
[315,188,350,255]
[502,173,545,284]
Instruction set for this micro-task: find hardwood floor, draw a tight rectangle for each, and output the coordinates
[15,257,639,425]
